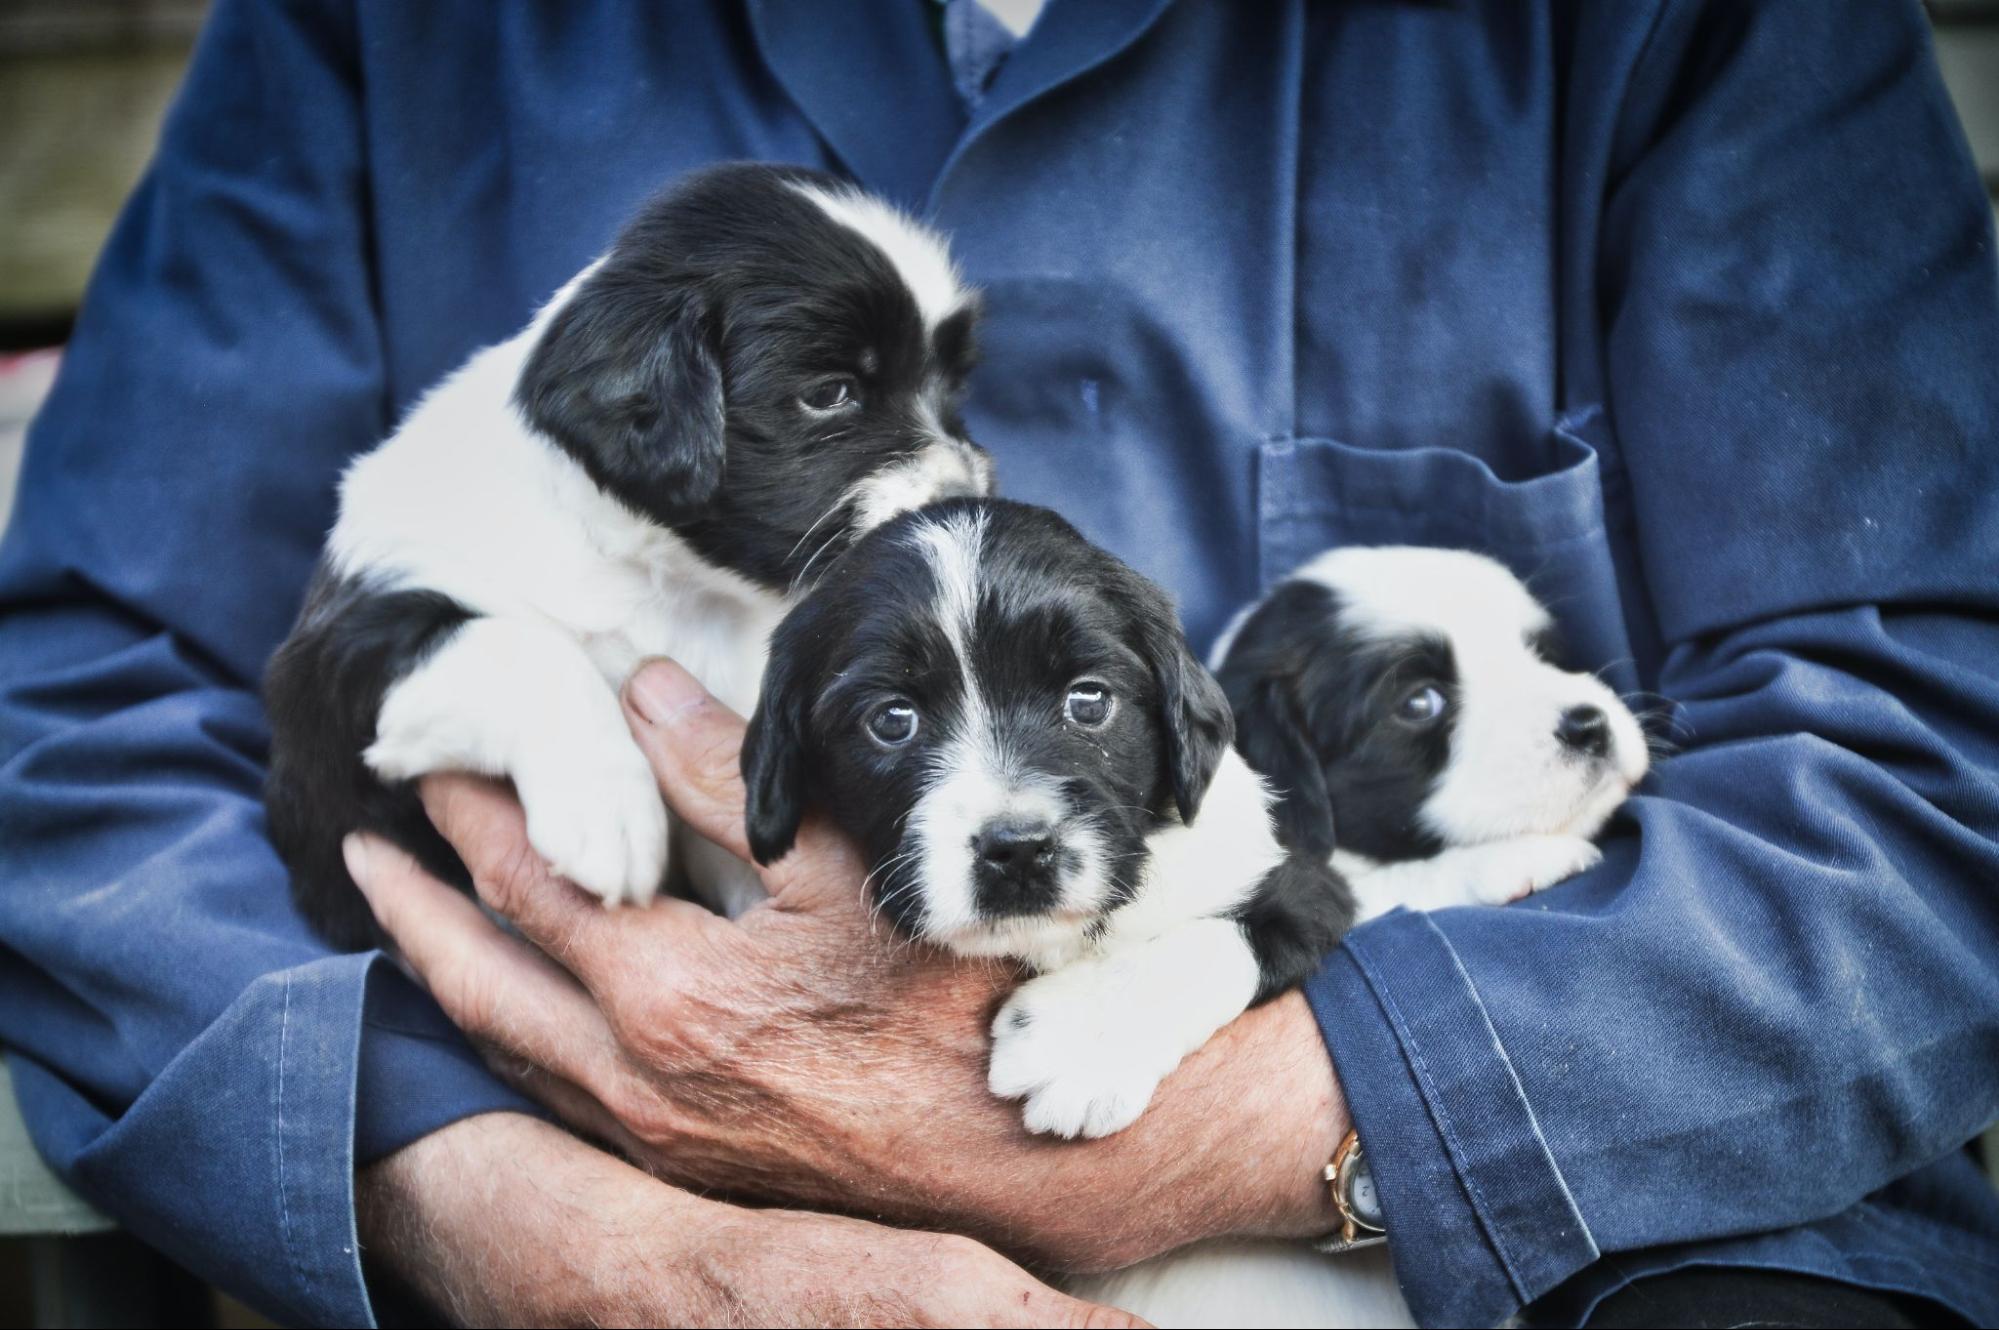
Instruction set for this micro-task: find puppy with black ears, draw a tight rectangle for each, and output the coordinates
[1213,546,1651,920]
[742,497,1356,1139]
[265,163,992,948]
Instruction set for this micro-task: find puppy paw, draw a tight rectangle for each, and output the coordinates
[1476,834,1602,905]
[988,969,1179,1139]
[516,753,670,907]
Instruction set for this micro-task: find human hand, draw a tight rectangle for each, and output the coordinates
[355,1111,1137,1327]
[345,658,1345,1273]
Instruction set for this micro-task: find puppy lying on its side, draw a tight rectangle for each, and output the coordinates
[265,163,993,947]
[1083,549,1654,1329]
[1213,546,1650,919]
[741,497,1358,1139]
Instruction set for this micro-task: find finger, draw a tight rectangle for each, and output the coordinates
[416,772,716,983]
[1019,1288,1152,1330]
[623,659,864,912]
[928,1240,1152,1330]
[345,831,630,1096]
[473,1044,654,1163]
[622,658,756,862]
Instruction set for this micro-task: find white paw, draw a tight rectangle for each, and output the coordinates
[988,968,1181,1139]
[1473,834,1602,905]
[514,751,670,907]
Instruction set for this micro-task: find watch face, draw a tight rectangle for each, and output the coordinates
[1343,1154,1385,1230]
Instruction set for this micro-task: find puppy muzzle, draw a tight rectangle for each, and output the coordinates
[970,816,1065,917]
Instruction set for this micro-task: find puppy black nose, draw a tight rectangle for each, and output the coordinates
[1557,705,1611,757]
[974,820,1054,874]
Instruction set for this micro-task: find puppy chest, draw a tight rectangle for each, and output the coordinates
[579,600,778,718]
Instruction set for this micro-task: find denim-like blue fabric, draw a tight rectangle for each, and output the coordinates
[1,2,1995,1325]
[940,0,1021,109]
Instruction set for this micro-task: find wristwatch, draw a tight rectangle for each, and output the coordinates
[1315,1128,1387,1254]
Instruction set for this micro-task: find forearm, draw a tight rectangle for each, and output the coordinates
[1104,991,1345,1253]
[357,1112,717,1327]
[357,1110,1139,1329]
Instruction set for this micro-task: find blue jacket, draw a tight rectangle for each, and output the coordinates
[2,1,1996,1324]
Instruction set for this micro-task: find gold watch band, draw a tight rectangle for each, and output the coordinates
[1315,1128,1388,1254]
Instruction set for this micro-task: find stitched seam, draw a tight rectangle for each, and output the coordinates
[275,972,308,1296]
[1349,939,1536,1299]
[1433,926,1598,1262]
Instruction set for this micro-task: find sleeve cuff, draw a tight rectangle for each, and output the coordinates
[357,962,541,1166]
[1305,908,1600,1327]
[20,952,535,1327]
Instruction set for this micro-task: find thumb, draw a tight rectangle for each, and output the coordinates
[1023,1289,1153,1330]
[622,657,756,862]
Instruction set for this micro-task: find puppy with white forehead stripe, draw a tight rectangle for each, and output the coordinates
[265,163,992,949]
[1213,546,1651,919]
[743,498,1357,1138]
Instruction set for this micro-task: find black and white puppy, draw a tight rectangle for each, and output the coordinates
[742,498,1355,1138]
[1212,546,1650,920]
[266,164,992,948]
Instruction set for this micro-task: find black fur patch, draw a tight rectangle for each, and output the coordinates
[1217,579,1456,864]
[742,498,1227,936]
[515,162,986,591]
[1233,854,1358,1003]
[268,164,989,948]
[264,571,474,950]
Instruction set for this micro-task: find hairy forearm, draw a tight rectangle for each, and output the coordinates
[355,1111,714,1326]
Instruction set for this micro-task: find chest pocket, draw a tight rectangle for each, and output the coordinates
[1256,405,1659,697]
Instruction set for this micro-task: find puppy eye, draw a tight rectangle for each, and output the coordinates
[867,701,919,747]
[1064,682,1114,728]
[1397,685,1448,724]
[801,378,860,412]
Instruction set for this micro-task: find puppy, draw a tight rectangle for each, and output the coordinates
[740,497,1356,1139]
[265,163,992,948]
[1212,546,1650,919]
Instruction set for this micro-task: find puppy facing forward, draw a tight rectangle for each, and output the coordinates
[740,497,1356,1139]
[1212,546,1650,920]
[265,163,992,948]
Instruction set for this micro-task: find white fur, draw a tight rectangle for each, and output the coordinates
[334,288,781,911]
[849,436,994,534]
[789,181,970,331]
[901,508,1117,950]
[980,751,1287,1136]
[1336,836,1603,922]
[989,914,1260,1138]
[1293,546,1647,915]
[875,509,1296,1135]
[365,617,670,905]
[340,236,979,916]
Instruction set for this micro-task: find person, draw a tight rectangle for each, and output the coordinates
[2,1,1996,1325]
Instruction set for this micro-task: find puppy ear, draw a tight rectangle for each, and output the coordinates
[1212,584,1340,858]
[514,273,726,525]
[740,653,811,867]
[1129,581,1235,825]
[1222,671,1336,859]
[1161,648,1235,825]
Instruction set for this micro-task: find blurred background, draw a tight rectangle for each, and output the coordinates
[0,1,1995,1325]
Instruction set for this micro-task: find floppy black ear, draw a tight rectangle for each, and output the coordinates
[740,652,812,867]
[514,273,726,525]
[1221,669,1336,859]
[1212,584,1341,858]
[1128,581,1235,825]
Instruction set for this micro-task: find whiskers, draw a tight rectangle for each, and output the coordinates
[1621,687,1693,760]
[785,494,855,594]
[859,845,928,952]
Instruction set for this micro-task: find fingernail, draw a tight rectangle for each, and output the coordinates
[342,833,374,894]
[627,658,709,726]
